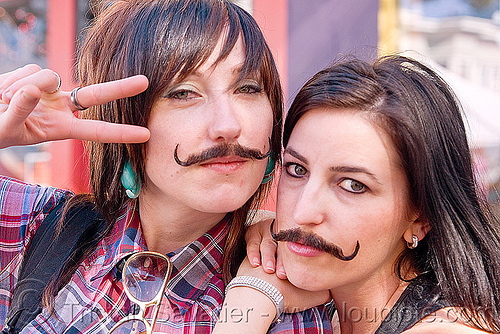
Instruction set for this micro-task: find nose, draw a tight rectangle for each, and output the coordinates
[208,95,242,143]
[292,180,326,227]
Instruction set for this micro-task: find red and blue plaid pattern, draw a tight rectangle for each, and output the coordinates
[0,176,332,333]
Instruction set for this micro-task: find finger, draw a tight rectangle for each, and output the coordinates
[2,69,61,103]
[0,86,41,149]
[246,224,264,267]
[6,85,42,123]
[260,238,277,273]
[0,64,42,87]
[246,238,262,267]
[0,69,17,84]
[0,64,42,97]
[276,249,287,279]
[258,218,277,272]
[68,118,150,143]
[70,75,149,110]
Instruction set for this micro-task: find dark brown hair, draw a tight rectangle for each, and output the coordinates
[44,0,282,309]
[284,55,500,332]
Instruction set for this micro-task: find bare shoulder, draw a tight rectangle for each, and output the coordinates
[402,308,490,334]
[403,322,488,334]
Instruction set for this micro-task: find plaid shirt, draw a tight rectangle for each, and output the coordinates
[0,176,333,333]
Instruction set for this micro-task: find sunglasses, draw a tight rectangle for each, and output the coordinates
[110,251,172,334]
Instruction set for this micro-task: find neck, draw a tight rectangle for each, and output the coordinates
[137,190,227,255]
[331,275,408,334]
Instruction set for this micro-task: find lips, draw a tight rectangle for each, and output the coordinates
[287,241,324,257]
[200,156,247,173]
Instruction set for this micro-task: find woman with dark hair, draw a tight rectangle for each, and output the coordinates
[215,55,500,333]
[0,0,330,333]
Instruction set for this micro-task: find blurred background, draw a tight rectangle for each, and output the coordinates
[0,0,499,212]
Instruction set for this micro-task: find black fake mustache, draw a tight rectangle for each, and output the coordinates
[174,138,271,167]
[270,220,359,261]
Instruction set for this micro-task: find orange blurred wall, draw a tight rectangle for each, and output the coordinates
[47,0,88,193]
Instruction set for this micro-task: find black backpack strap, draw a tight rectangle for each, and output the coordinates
[2,199,105,334]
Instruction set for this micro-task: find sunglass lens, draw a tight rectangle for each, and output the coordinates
[124,254,170,302]
[111,319,147,334]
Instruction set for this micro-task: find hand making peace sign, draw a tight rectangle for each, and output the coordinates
[0,64,151,149]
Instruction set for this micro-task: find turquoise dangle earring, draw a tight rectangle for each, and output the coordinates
[121,161,141,199]
[262,155,275,184]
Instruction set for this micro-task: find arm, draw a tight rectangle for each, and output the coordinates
[213,257,331,334]
[215,281,276,333]
[0,65,150,149]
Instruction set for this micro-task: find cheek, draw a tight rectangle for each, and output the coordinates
[144,132,175,168]
[342,206,403,249]
[276,179,296,225]
[143,125,186,182]
[346,210,409,266]
[146,114,200,165]
[249,100,274,137]
[366,198,411,235]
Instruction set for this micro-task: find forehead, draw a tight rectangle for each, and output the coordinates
[196,35,245,75]
[173,34,258,85]
[287,109,401,172]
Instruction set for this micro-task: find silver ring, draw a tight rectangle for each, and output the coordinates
[70,87,87,110]
[48,71,62,94]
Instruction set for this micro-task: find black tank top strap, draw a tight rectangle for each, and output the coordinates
[374,276,449,334]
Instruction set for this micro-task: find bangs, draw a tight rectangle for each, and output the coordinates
[170,0,271,89]
[80,0,278,100]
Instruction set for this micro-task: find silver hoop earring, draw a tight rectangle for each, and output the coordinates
[407,235,419,249]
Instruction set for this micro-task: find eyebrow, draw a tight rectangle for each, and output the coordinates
[208,60,246,77]
[232,63,245,75]
[284,147,382,184]
[172,62,257,86]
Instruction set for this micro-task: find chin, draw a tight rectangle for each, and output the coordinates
[200,184,260,210]
[195,192,255,213]
[199,203,246,214]
[288,272,331,292]
[280,246,344,291]
[284,261,333,292]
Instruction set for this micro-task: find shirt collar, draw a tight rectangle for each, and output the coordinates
[90,203,231,314]
[90,203,146,281]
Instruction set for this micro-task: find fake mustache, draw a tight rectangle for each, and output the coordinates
[270,220,360,261]
[174,138,271,167]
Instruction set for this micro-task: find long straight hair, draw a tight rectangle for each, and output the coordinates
[44,0,282,309]
[284,55,500,332]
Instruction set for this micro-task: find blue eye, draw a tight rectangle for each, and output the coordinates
[284,162,307,177]
[338,179,367,193]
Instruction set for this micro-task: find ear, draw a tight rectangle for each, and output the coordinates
[403,213,431,245]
